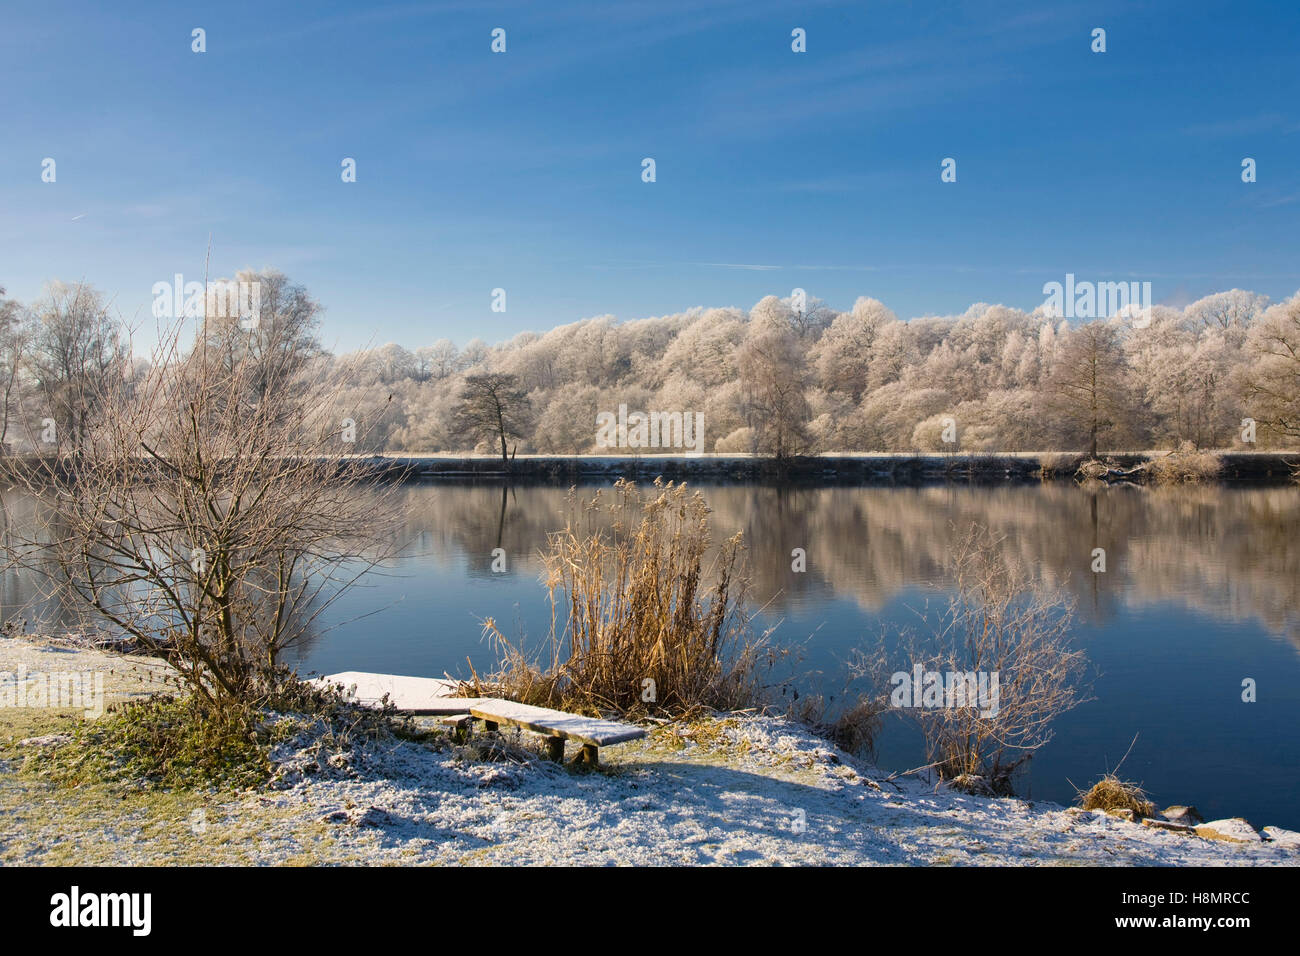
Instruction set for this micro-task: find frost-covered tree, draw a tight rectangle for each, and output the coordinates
[1185,289,1268,346]
[738,300,811,458]
[1046,320,1141,457]
[202,269,324,404]
[460,338,490,371]
[419,339,460,380]
[1242,294,1300,443]
[0,286,27,450]
[369,343,417,384]
[657,308,747,388]
[26,281,128,452]
[812,297,896,401]
[860,383,953,451]
[533,384,601,454]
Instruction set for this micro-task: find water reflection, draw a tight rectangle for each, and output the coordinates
[385,482,1300,649]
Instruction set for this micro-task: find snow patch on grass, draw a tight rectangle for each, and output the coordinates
[3,634,1297,866]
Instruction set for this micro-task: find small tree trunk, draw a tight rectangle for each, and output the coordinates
[496,401,509,462]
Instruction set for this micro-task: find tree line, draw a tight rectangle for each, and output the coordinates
[3,274,1299,458]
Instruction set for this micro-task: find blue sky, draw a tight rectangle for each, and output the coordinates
[2,0,1298,352]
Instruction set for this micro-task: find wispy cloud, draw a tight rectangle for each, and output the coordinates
[1254,192,1300,208]
[1182,113,1300,138]
[695,261,783,271]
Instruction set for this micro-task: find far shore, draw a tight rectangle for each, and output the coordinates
[7,450,1297,486]
[346,450,1300,485]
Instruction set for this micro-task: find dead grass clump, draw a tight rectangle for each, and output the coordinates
[1038,452,1084,478]
[826,699,886,759]
[1147,447,1223,484]
[823,641,893,759]
[473,479,760,719]
[1076,773,1156,819]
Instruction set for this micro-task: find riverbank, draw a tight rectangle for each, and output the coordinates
[2,633,1297,865]
[7,451,1295,486]
[355,451,1298,485]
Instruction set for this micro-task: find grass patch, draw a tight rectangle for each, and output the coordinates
[21,676,405,792]
[1075,773,1156,819]
[0,708,74,753]
[23,695,276,790]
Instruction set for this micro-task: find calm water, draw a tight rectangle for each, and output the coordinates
[5,482,1300,828]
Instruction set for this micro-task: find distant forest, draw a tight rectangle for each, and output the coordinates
[3,274,1299,456]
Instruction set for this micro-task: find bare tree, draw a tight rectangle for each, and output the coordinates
[202,269,324,403]
[1046,320,1134,457]
[0,287,26,451]
[7,316,402,706]
[24,281,127,453]
[902,525,1090,793]
[451,372,531,461]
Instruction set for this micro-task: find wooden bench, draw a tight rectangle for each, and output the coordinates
[312,671,490,715]
[438,713,475,745]
[469,699,645,765]
[313,671,646,764]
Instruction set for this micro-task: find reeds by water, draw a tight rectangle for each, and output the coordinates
[474,479,760,718]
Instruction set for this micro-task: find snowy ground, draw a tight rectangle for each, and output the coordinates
[2,634,1297,866]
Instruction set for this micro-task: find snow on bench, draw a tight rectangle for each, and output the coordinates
[310,671,646,764]
[469,699,646,765]
[312,671,488,715]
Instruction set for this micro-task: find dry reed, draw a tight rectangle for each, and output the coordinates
[473,479,760,718]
